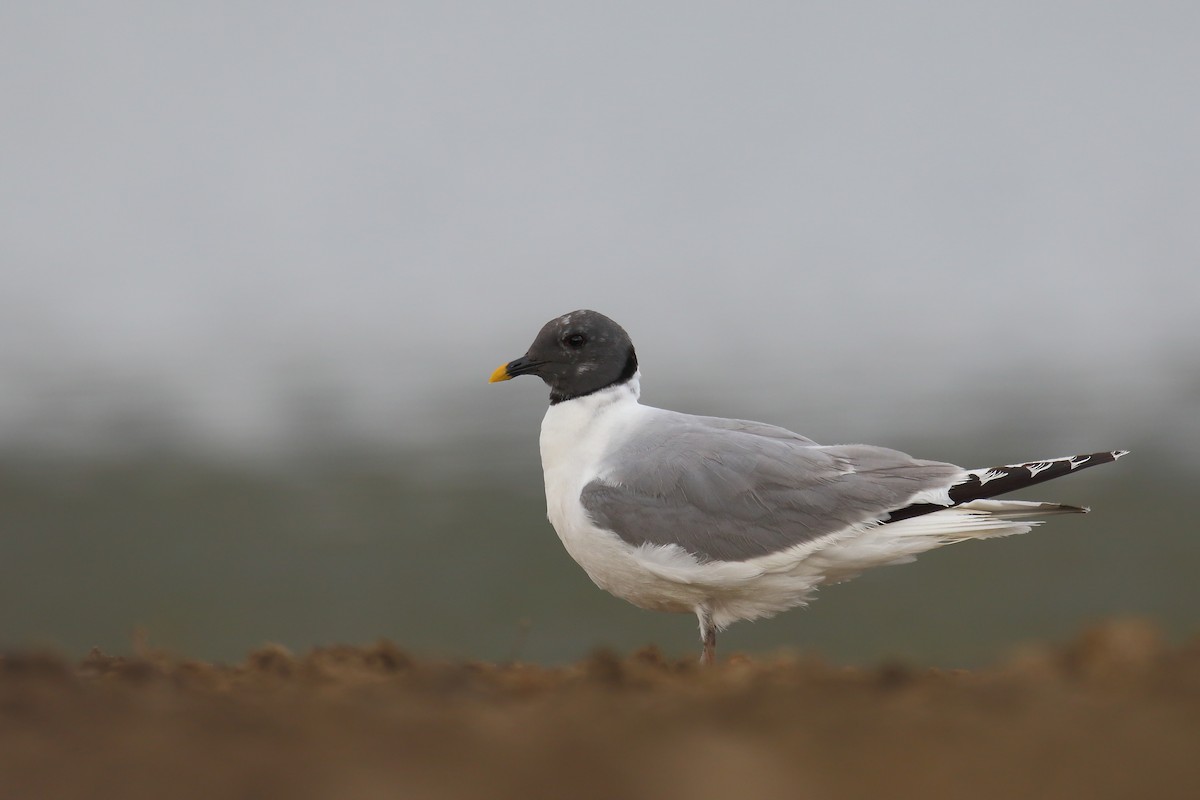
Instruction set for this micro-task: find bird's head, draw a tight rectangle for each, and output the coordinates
[489,310,638,404]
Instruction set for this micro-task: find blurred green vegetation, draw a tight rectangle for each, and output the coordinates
[0,443,1192,666]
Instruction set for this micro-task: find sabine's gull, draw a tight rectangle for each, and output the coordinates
[490,310,1127,664]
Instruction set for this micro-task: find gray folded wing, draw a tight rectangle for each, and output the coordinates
[580,412,963,563]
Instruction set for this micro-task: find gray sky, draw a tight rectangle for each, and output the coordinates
[2,2,1197,458]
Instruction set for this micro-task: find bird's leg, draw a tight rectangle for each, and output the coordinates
[697,607,717,666]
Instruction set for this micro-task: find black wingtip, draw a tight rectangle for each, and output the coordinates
[947,450,1128,507]
[884,450,1125,525]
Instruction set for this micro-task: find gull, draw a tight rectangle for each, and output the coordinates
[489,310,1127,664]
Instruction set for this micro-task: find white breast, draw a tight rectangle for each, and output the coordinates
[538,376,641,560]
[537,376,701,612]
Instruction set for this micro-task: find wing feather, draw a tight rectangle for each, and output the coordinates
[580,411,963,562]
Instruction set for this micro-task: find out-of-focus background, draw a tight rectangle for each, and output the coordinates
[1,2,1195,667]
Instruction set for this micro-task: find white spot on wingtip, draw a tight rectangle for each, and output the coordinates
[1112,450,1130,459]
[975,468,1007,486]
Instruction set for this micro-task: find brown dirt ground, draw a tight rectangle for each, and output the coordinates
[2,618,1199,800]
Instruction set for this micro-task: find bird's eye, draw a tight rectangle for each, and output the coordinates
[564,333,586,348]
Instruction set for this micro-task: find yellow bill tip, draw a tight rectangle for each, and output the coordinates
[488,363,512,383]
